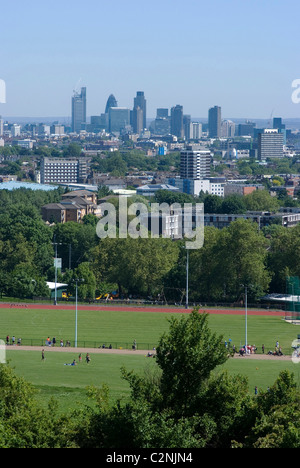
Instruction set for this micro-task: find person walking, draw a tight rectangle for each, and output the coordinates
[42,349,45,361]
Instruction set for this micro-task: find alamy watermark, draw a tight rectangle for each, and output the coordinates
[0,79,6,104]
[291,79,300,104]
[96,199,204,250]
[0,340,6,364]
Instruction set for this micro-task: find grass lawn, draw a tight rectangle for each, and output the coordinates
[0,307,297,353]
[1,306,300,413]
[6,349,300,414]
[6,350,157,413]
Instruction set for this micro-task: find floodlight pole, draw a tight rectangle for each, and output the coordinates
[245,286,248,351]
[74,278,84,348]
[186,248,189,310]
[53,238,58,306]
[75,279,78,348]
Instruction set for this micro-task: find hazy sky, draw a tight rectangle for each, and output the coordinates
[1,0,300,119]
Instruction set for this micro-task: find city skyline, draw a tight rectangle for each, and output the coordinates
[1,0,300,119]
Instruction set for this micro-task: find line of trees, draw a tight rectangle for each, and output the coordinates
[0,187,299,303]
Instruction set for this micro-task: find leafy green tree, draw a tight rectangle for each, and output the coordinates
[244,189,280,212]
[0,364,73,448]
[92,237,180,297]
[155,310,230,416]
[220,194,247,214]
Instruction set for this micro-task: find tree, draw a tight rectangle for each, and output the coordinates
[155,310,230,417]
[220,194,247,214]
[0,364,73,448]
[92,237,180,297]
[244,189,280,212]
[212,219,271,300]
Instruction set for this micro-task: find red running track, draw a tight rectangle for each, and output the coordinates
[0,302,285,316]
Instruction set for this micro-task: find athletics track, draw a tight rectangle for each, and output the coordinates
[0,302,285,316]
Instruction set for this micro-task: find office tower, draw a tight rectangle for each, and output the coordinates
[105,94,118,114]
[208,105,221,138]
[171,105,184,139]
[153,109,170,135]
[72,87,87,133]
[0,117,4,136]
[183,115,191,140]
[273,117,286,144]
[258,129,283,160]
[41,157,88,184]
[180,148,211,179]
[133,91,147,129]
[273,117,285,131]
[156,108,169,118]
[238,121,256,137]
[132,106,143,134]
[108,107,131,133]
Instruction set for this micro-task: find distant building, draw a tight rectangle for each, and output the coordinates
[258,129,284,160]
[136,184,180,197]
[273,117,286,144]
[108,107,131,134]
[153,108,170,135]
[237,121,256,137]
[132,105,143,135]
[180,148,211,180]
[168,177,225,197]
[208,106,221,138]
[221,120,235,137]
[224,183,264,197]
[171,105,184,139]
[190,122,202,140]
[105,94,118,114]
[133,91,147,130]
[72,87,87,133]
[41,190,100,224]
[41,157,88,184]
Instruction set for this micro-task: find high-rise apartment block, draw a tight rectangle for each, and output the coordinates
[208,105,221,138]
[41,157,88,184]
[180,148,211,179]
[72,87,87,133]
[258,129,284,160]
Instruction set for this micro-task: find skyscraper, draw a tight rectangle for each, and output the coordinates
[132,106,143,134]
[72,87,87,133]
[105,94,118,114]
[108,107,131,133]
[133,92,147,130]
[208,106,221,138]
[171,105,184,139]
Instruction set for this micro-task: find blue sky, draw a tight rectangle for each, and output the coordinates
[1,0,300,119]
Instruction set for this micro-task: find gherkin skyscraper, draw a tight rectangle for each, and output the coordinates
[105,94,118,114]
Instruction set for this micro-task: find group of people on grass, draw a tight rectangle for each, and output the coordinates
[41,349,91,366]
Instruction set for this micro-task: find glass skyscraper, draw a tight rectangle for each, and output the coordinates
[72,87,87,133]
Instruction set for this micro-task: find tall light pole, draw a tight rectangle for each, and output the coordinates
[186,248,189,310]
[74,278,84,348]
[245,285,248,351]
[52,236,62,306]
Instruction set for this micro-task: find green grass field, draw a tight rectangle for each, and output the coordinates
[1,307,300,413]
[6,350,300,414]
[0,307,297,352]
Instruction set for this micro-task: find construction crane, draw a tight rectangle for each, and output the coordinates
[73,78,82,96]
[267,109,274,128]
